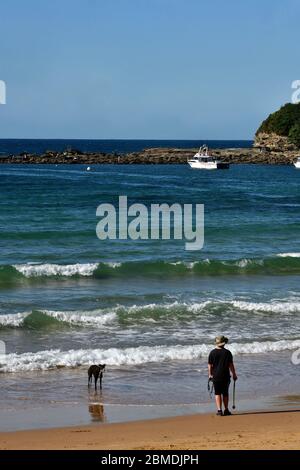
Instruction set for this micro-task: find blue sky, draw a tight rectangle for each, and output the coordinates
[0,0,299,139]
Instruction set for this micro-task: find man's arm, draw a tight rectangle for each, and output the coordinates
[229,362,237,381]
[208,363,213,379]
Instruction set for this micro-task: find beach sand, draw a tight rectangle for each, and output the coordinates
[0,410,299,450]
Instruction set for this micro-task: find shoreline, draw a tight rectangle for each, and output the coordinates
[1,391,295,433]
[0,147,299,165]
[0,409,299,450]
[1,351,299,433]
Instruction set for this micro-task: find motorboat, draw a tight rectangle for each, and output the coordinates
[187,145,229,170]
[293,157,300,168]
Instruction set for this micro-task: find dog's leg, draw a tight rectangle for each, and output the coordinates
[100,372,103,390]
[88,374,91,387]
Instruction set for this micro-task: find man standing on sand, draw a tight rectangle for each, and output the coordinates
[208,335,237,416]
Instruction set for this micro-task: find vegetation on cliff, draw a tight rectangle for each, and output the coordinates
[256,102,300,148]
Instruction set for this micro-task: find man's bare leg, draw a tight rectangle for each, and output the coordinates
[215,394,222,411]
[223,395,229,410]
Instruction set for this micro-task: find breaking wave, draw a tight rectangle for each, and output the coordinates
[1,254,300,286]
[0,309,117,329]
[1,339,300,373]
[13,263,99,277]
[1,298,299,330]
[277,253,300,258]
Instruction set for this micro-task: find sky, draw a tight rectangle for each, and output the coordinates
[0,0,299,139]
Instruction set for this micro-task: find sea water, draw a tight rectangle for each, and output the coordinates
[0,150,299,429]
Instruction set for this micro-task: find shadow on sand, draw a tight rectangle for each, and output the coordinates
[234,409,300,416]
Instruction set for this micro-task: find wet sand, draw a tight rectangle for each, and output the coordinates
[0,410,299,450]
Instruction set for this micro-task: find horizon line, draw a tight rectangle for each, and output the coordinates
[0,137,254,141]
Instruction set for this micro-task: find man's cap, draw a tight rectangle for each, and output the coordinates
[215,335,229,346]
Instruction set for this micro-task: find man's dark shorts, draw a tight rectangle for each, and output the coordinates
[213,379,230,396]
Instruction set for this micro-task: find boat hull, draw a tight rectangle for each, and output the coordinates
[188,161,229,170]
[216,162,230,169]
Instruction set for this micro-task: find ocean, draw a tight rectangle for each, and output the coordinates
[0,140,299,430]
[0,139,253,155]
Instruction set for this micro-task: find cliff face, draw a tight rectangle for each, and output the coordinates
[253,132,299,162]
[254,132,298,152]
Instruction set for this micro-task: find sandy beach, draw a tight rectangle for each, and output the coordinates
[0,410,299,450]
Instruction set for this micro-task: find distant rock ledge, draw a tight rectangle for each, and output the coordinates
[0,146,299,165]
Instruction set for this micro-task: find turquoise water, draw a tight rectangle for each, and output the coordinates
[0,163,299,425]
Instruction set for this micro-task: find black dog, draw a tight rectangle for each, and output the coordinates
[88,364,106,390]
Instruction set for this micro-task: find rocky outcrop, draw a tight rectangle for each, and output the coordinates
[253,132,300,164]
[254,102,300,155]
[254,132,297,152]
[0,146,299,165]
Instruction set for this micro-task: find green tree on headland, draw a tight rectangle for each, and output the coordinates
[288,122,300,148]
[256,102,300,148]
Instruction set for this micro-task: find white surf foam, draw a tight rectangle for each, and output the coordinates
[1,339,300,373]
[127,298,300,315]
[0,309,117,328]
[106,262,122,268]
[235,258,262,268]
[43,309,117,326]
[0,312,29,327]
[232,300,300,314]
[277,253,300,258]
[13,263,99,277]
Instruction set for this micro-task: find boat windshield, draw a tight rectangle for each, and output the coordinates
[199,156,214,162]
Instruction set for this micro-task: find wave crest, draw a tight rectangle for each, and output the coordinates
[1,339,299,373]
[0,309,117,329]
[13,263,98,277]
[0,255,299,285]
[1,298,300,330]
